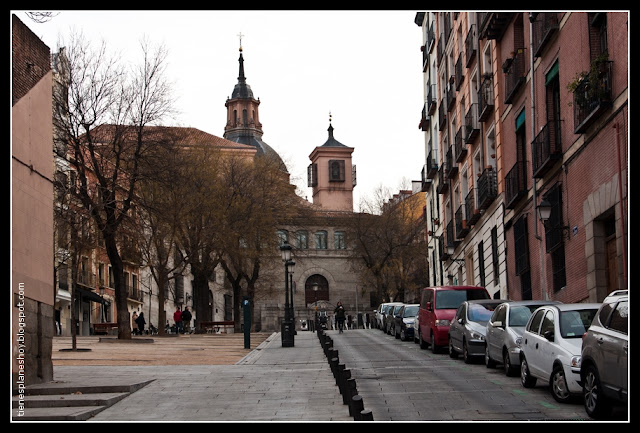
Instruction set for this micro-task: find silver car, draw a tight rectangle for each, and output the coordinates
[581,293,628,419]
[448,299,506,363]
[485,300,561,376]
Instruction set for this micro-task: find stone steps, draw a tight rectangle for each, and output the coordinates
[12,381,153,421]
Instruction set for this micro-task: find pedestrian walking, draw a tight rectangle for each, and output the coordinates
[135,312,146,335]
[334,301,346,333]
[132,311,138,335]
[173,306,183,334]
[181,307,192,334]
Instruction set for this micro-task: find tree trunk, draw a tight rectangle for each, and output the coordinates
[103,233,131,339]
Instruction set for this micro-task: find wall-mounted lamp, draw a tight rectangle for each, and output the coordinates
[446,245,465,265]
[537,198,571,239]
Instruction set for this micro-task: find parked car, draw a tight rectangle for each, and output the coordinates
[375,302,402,330]
[386,304,404,335]
[519,303,601,403]
[394,304,419,341]
[581,292,628,419]
[448,299,505,363]
[485,300,562,376]
[418,286,490,353]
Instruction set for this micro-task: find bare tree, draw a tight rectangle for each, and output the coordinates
[53,31,175,339]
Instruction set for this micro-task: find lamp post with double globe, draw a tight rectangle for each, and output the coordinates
[280,241,295,347]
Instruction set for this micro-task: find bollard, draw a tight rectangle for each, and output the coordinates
[339,369,351,404]
[360,409,374,421]
[346,378,358,413]
[335,363,345,387]
[350,394,365,420]
[330,357,339,378]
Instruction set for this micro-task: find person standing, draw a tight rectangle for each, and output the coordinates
[132,311,139,335]
[181,306,192,334]
[173,306,183,334]
[334,301,346,333]
[135,312,146,335]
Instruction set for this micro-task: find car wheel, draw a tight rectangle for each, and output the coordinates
[463,339,472,364]
[520,355,537,388]
[419,331,428,349]
[503,349,518,377]
[550,365,572,403]
[485,347,496,368]
[449,339,458,358]
[583,364,612,419]
[430,333,439,354]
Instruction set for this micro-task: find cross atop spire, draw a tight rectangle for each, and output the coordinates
[237,32,244,51]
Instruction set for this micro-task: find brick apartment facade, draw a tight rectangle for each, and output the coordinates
[415,12,628,302]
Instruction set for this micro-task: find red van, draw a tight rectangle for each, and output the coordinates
[418,286,490,353]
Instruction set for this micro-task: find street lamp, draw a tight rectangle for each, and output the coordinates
[313,282,319,329]
[280,240,294,347]
[446,245,465,265]
[537,198,570,239]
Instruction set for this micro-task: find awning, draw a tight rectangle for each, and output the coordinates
[76,287,109,305]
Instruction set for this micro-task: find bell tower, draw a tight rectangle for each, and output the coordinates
[308,114,356,212]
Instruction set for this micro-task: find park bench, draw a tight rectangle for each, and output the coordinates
[199,320,235,334]
[93,322,118,335]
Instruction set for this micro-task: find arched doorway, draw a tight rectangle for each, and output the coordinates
[305,274,329,307]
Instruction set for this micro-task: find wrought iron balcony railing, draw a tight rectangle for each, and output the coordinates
[532,119,562,178]
[532,13,560,57]
[478,74,494,121]
[477,167,497,210]
[465,103,480,143]
[573,60,613,133]
[505,160,527,209]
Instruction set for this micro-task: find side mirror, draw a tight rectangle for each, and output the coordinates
[493,320,503,328]
[543,330,555,342]
[426,301,432,311]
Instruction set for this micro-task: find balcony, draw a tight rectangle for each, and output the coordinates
[427,84,437,115]
[126,285,143,302]
[455,205,469,239]
[438,102,447,130]
[455,54,464,90]
[437,163,449,194]
[465,103,480,143]
[437,34,444,66]
[532,120,562,178]
[477,167,497,211]
[446,147,457,178]
[426,21,435,53]
[77,270,96,288]
[426,148,438,179]
[446,220,457,251]
[465,24,477,68]
[504,51,527,104]
[419,103,429,131]
[446,84,456,112]
[465,188,481,226]
[478,12,514,41]
[478,74,494,121]
[420,165,431,192]
[532,13,560,57]
[573,60,613,133]
[505,160,527,209]
[454,127,467,163]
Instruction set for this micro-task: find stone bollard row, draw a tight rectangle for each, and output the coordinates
[316,329,373,421]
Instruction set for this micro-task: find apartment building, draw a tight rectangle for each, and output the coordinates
[415,12,628,302]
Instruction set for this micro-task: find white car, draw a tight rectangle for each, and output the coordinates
[519,303,601,403]
[375,302,402,330]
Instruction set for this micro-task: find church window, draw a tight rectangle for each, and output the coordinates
[329,160,345,182]
[315,230,328,249]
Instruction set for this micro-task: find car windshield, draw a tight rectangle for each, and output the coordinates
[508,305,541,327]
[559,309,598,338]
[467,304,495,323]
[436,289,489,309]
[404,306,419,317]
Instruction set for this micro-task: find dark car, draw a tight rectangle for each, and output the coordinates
[394,304,419,341]
[448,299,505,363]
[385,304,404,335]
[581,292,628,419]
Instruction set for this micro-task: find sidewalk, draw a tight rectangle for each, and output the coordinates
[12,331,353,422]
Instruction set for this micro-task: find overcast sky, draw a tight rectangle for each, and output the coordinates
[14,10,426,209]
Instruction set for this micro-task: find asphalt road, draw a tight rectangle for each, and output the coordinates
[326,328,628,422]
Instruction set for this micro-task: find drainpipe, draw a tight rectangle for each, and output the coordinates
[529,13,548,300]
[614,122,628,286]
